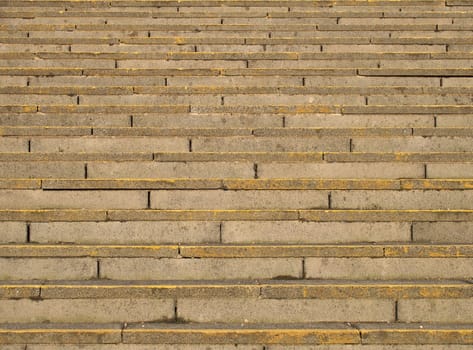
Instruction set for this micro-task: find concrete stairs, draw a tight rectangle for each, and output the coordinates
[0,0,473,348]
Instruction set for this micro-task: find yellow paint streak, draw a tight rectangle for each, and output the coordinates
[126,329,354,334]
[419,288,444,298]
[0,329,119,334]
[1,244,177,249]
[22,105,37,113]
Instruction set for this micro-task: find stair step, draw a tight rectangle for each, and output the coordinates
[2,256,473,281]
[0,0,472,345]
[1,244,472,258]
[0,0,447,6]
[5,87,473,95]
[3,186,473,209]
[0,68,360,76]
[1,209,473,222]
[6,36,473,45]
[2,280,472,299]
[0,323,472,345]
[32,178,473,190]
[0,127,449,136]
[1,296,473,324]
[1,151,473,163]
[7,11,472,20]
[3,134,473,152]
[2,221,472,245]
[0,113,440,128]
[2,51,454,60]
[3,127,473,137]
[4,105,473,115]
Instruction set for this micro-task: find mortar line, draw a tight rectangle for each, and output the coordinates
[350,323,363,344]
[26,223,31,243]
[395,300,399,322]
[174,299,178,322]
[219,222,223,243]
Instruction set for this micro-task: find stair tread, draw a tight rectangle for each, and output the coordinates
[1,243,473,258]
[3,280,473,297]
[1,209,473,222]
[3,178,473,190]
[1,0,472,344]
[0,322,472,345]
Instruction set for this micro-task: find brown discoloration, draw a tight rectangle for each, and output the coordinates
[262,282,473,299]
[0,244,179,258]
[123,327,360,344]
[0,210,107,222]
[0,179,41,190]
[300,210,473,222]
[108,209,300,221]
[0,326,121,344]
[384,244,473,258]
[180,244,384,258]
[361,326,473,344]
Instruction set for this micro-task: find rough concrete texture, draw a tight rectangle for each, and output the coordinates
[0,299,174,323]
[87,161,255,179]
[1,0,473,347]
[0,222,26,243]
[398,299,473,323]
[100,258,302,280]
[0,190,147,209]
[305,258,473,280]
[151,190,328,209]
[28,346,262,350]
[258,163,424,179]
[178,298,394,323]
[267,346,473,350]
[330,190,473,210]
[0,258,96,280]
[222,222,411,243]
[30,221,220,244]
[413,222,473,243]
